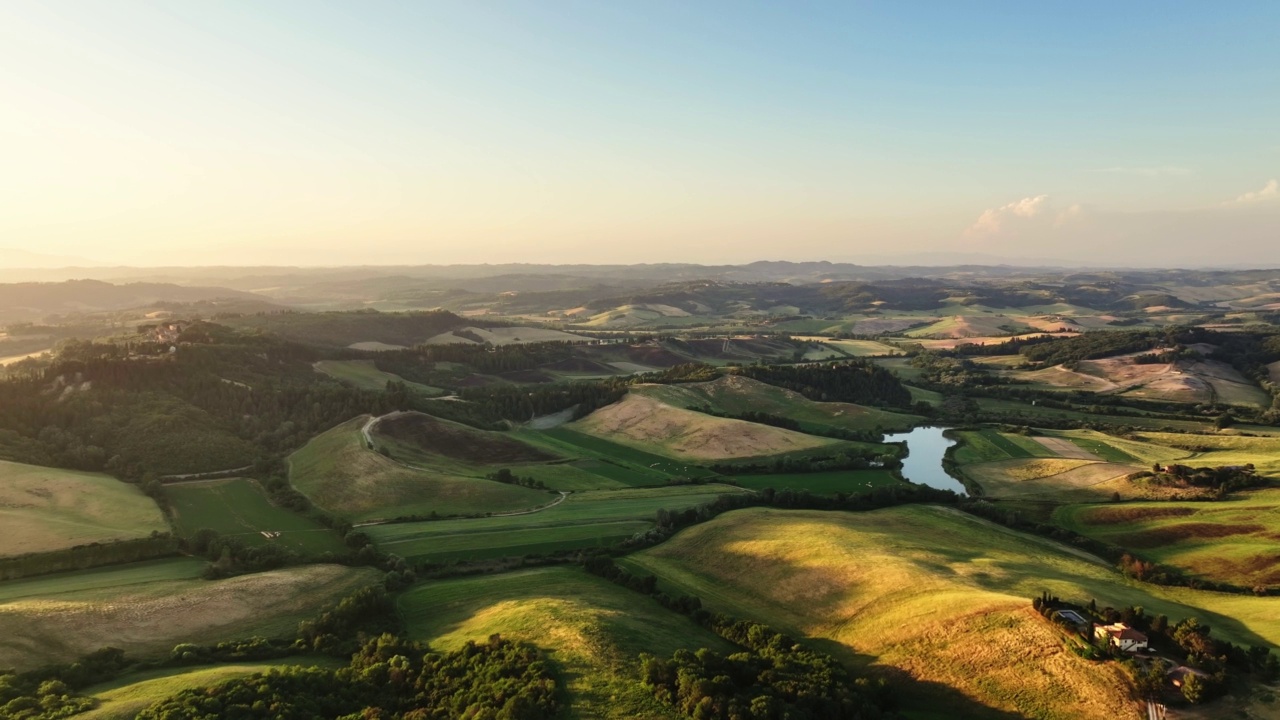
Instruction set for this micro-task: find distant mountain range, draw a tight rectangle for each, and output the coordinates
[0,248,103,270]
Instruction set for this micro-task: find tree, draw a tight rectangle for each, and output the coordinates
[1180,672,1207,704]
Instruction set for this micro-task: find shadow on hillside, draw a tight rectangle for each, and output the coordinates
[803,636,1030,719]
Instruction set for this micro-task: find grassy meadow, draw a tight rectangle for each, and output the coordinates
[1055,488,1280,589]
[0,460,168,557]
[313,359,446,396]
[623,505,1280,720]
[166,478,346,556]
[288,416,548,521]
[0,563,379,669]
[400,567,732,719]
[365,484,745,562]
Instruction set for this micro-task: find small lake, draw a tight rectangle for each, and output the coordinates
[883,426,968,495]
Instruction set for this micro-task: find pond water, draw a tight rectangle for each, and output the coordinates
[883,426,968,495]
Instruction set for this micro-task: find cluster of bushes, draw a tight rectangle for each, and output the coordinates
[0,535,178,582]
[733,360,913,408]
[1132,464,1267,495]
[487,468,550,490]
[583,558,892,720]
[0,648,130,720]
[135,633,559,720]
[909,352,999,386]
[710,449,897,476]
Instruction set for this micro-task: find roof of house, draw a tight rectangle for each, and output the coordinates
[1096,623,1148,642]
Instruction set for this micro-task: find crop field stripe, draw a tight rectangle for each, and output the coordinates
[980,430,1034,458]
[0,558,208,603]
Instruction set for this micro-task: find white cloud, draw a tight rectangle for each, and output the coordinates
[1095,166,1192,177]
[1229,179,1278,205]
[965,194,1048,236]
[1055,203,1083,228]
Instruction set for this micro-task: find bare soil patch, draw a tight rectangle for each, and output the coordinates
[1033,436,1101,460]
[1114,523,1267,549]
[573,394,836,461]
[1079,506,1198,526]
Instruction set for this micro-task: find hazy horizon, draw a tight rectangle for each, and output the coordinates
[3,1,1277,268]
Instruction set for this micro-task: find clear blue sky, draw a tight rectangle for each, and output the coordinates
[2,1,1277,266]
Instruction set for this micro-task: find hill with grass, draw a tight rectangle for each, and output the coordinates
[632,375,919,432]
[221,309,470,348]
[288,416,549,522]
[0,460,167,557]
[624,505,1280,720]
[1055,488,1280,591]
[0,561,378,670]
[569,393,845,461]
[400,567,734,719]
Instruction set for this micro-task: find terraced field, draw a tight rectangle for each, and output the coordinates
[1055,489,1280,589]
[166,478,346,556]
[365,484,745,563]
[0,562,379,669]
[0,460,168,557]
[288,417,548,521]
[624,505,1280,720]
[633,375,919,433]
[401,567,731,719]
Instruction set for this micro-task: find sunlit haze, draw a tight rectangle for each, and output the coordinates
[2,1,1278,268]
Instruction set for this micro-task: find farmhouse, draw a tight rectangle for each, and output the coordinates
[1094,623,1149,653]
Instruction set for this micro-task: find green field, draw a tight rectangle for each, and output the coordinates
[1055,488,1280,589]
[1132,431,1280,475]
[400,567,732,719]
[819,339,905,357]
[623,505,1280,720]
[729,469,904,494]
[314,359,446,396]
[288,416,548,521]
[75,657,345,720]
[0,460,168,557]
[0,562,379,669]
[366,484,745,562]
[632,375,919,433]
[950,429,1052,464]
[166,478,346,556]
[0,557,207,603]
[515,427,693,484]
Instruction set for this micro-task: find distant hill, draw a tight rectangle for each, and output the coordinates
[0,279,269,324]
[0,247,101,269]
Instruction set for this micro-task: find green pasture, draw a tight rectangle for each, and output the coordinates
[400,566,733,719]
[166,478,346,556]
[314,359,446,396]
[366,484,744,562]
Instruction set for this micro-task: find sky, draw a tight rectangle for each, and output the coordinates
[1,1,1278,268]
